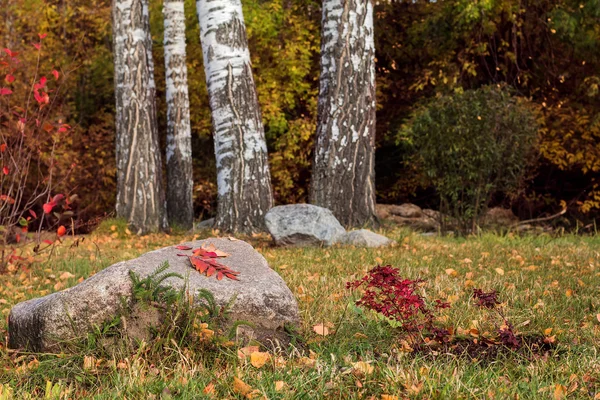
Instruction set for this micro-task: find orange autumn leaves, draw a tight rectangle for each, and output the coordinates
[175,243,240,281]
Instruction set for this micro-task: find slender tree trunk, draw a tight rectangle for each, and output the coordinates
[196,0,274,233]
[310,0,377,228]
[163,0,194,230]
[113,0,167,234]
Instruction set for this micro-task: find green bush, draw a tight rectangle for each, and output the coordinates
[401,86,539,233]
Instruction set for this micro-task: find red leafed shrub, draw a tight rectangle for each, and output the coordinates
[0,35,76,270]
[347,265,449,332]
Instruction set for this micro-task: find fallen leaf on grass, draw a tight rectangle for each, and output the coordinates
[597,314,600,323]
[445,268,458,277]
[495,268,505,276]
[553,384,567,400]
[238,345,260,361]
[203,382,215,395]
[313,323,330,336]
[381,395,399,400]
[352,361,374,375]
[233,377,259,398]
[250,352,270,368]
[274,381,286,392]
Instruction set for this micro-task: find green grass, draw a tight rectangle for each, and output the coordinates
[0,228,599,399]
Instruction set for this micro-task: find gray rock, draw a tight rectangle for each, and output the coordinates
[8,238,299,352]
[265,204,346,247]
[195,217,215,230]
[337,229,393,247]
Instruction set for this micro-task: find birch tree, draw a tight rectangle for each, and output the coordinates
[163,0,193,229]
[196,0,273,233]
[310,0,377,227]
[113,0,167,234]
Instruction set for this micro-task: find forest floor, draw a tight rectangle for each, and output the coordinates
[0,222,599,399]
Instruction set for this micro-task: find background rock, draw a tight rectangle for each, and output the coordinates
[265,204,346,247]
[9,238,299,352]
[336,229,393,247]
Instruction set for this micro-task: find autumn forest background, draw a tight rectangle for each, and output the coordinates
[3,0,600,227]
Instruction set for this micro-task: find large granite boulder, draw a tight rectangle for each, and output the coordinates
[336,229,393,247]
[265,204,346,247]
[9,239,299,352]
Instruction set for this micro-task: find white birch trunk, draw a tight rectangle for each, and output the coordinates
[196,0,274,233]
[310,0,377,227]
[113,0,168,234]
[163,0,194,229]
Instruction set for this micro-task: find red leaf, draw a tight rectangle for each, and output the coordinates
[5,74,14,83]
[57,226,67,237]
[3,48,13,57]
[29,209,37,218]
[39,76,47,86]
[15,234,20,243]
[189,256,209,273]
[224,272,239,281]
[192,248,219,258]
[0,88,12,96]
[43,239,53,245]
[33,43,41,50]
[217,271,224,281]
[38,33,47,40]
[206,266,217,277]
[175,245,192,250]
[52,194,64,203]
[58,124,70,133]
[2,166,8,175]
[0,144,6,152]
[52,70,59,80]
[43,202,55,214]
[0,195,15,204]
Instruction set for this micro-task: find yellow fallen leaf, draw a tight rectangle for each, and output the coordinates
[110,225,117,231]
[233,377,253,397]
[354,332,368,339]
[83,355,96,370]
[59,272,75,280]
[553,384,567,400]
[352,361,374,375]
[250,352,270,368]
[203,382,215,395]
[313,323,330,336]
[375,257,384,264]
[445,268,458,277]
[565,289,573,297]
[381,395,399,400]
[544,328,553,336]
[597,314,600,323]
[238,345,260,361]
[274,381,285,392]
[495,268,505,276]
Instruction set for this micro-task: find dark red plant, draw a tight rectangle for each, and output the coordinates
[347,265,449,332]
[472,288,500,309]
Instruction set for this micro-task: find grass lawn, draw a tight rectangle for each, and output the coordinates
[0,224,599,399]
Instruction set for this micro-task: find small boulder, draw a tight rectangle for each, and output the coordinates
[9,238,299,352]
[265,204,346,247]
[337,229,393,247]
[195,217,215,230]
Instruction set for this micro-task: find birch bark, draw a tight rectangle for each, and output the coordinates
[310,0,377,227]
[164,0,194,229]
[113,0,167,234]
[196,0,274,233]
